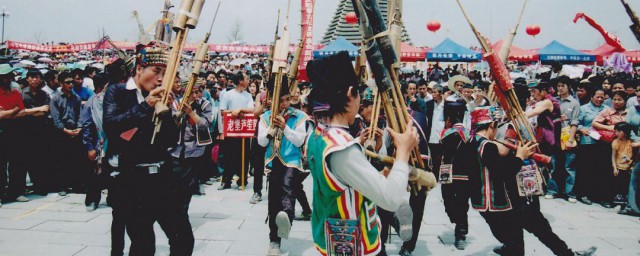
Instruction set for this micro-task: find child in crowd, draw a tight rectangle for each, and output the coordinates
[611,122,635,206]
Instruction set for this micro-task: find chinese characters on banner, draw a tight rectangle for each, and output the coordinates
[223,113,259,138]
[298,0,316,81]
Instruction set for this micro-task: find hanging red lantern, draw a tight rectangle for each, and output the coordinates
[526,24,541,37]
[345,12,358,24]
[426,20,441,32]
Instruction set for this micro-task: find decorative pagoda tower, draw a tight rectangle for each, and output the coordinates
[321,0,412,45]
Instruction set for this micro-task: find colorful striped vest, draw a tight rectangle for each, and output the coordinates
[306,126,381,256]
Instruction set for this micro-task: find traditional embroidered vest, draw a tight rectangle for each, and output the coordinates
[440,123,471,181]
[306,126,381,256]
[470,135,513,212]
[261,107,308,170]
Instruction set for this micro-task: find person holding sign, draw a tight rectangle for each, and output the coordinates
[257,78,309,256]
[218,72,255,190]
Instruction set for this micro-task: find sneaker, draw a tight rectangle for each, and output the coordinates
[199,184,206,195]
[294,212,311,221]
[619,208,640,217]
[217,184,230,190]
[544,194,555,199]
[578,196,592,205]
[86,203,97,212]
[275,211,291,239]
[567,196,577,203]
[493,245,507,255]
[398,247,412,256]
[599,201,613,208]
[454,237,467,250]
[58,191,67,196]
[249,193,262,204]
[267,241,281,256]
[395,201,413,242]
[15,196,29,202]
[613,194,625,204]
[573,246,597,256]
[205,180,214,185]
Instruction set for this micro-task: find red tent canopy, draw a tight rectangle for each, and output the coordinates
[491,39,538,62]
[400,42,428,62]
[583,43,640,64]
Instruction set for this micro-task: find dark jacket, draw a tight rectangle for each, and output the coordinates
[103,83,178,169]
[469,135,524,212]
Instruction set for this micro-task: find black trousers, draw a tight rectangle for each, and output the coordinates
[377,207,395,255]
[513,197,572,256]
[195,141,216,185]
[85,161,109,206]
[480,210,522,255]
[293,171,312,215]
[113,160,195,256]
[55,135,87,192]
[222,138,249,187]
[267,159,297,243]
[401,187,428,252]
[251,139,266,195]
[428,144,444,177]
[441,180,470,238]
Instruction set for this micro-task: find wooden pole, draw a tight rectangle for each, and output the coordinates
[241,138,245,191]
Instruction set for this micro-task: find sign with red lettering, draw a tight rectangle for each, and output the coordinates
[223,113,259,138]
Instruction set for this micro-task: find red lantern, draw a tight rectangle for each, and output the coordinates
[345,12,358,24]
[526,24,541,37]
[426,20,441,33]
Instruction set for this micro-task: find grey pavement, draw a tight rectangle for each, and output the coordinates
[0,176,639,256]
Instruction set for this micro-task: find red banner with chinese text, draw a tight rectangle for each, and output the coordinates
[223,113,259,138]
[298,0,315,82]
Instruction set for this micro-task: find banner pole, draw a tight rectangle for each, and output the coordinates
[241,138,245,191]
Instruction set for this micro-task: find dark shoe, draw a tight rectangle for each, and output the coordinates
[599,201,613,208]
[454,237,467,250]
[578,196,592,205]
[573,246,597,256]
[493,245,507,255]
[294,212,311,221]
[613,194,625,204]
[619,208,640,217]
[398,247,412,256]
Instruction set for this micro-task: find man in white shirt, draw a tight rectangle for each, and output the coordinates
[218,72,255,190]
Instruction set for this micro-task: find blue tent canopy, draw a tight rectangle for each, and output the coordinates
[538,40,596,62]
[427,38,482,62]
[313,36,359,58]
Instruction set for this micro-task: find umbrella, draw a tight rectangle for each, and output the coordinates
[39,53,50,57]
[229,58,255,66]
[18,60,37,67]
[38,57,53,63]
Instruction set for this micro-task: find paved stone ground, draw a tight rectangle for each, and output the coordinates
[0,176,639,256]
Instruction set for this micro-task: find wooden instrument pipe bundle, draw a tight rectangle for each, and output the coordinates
[621,0,640,44]
[178,1,221,113]
[267,9,282,82]
[455,0,539,151]
[266,0,292,149]
[151,0,206,144]
[351,0,424,171]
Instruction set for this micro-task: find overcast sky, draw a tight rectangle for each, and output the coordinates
[3,0,640,50]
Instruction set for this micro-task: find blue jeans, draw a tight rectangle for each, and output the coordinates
[547,151,576,197]
[628,162,640,213]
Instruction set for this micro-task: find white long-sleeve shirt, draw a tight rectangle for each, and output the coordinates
[328,144,410,211]
[257,114,307,148]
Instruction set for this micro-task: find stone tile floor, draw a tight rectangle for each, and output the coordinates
[0,177,638,255]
